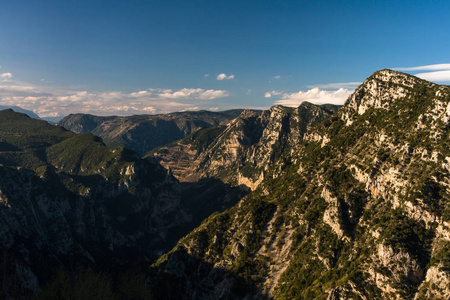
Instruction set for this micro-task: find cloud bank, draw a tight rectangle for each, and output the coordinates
[274,88,352,107]
[0,71,230,117]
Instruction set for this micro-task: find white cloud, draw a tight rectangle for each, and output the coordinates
[129,90,152,97]
[274,88,352,107]
[180,106,200,112]
[394,64,450,71]
[217,74,227,80]
[142,107,156,113]
[0,85,37,92]
[149,88,229,100]
[0,73,12,81]
[273,75,281,79]
[394,63,450,82]
[307,82,361,89]
[264,90,282,98]
[415,70,450,82]
[216,73,235,80]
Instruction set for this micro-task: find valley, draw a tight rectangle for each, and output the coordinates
[0,70,450,299]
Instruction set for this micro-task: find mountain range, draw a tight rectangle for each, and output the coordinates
[58,110,251,156]
[0,69,449,299]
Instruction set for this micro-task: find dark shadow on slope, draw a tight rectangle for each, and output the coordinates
[120,120,187,156]
[156,178,250,258]
[181,178,249,224]
[0,142,21,152]
[0,141,251,298]
[149,247,269,300]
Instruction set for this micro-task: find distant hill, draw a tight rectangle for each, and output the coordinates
[40,114,66,124]
[58,109,255,156]
[0,105,41,120]
[0,105,65,124]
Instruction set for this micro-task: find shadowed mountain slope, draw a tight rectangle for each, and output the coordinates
[0,110,247,298]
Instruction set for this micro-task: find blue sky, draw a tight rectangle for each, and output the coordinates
[0,0,449,118]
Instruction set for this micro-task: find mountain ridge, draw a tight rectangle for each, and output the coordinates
[0,106,41,120]
[58,109,255,156]
[150,69,450,299]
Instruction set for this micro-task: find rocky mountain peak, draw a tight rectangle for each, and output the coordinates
[228,109,259,126]
[371,69,423,85]
[298,101,316,109]
[343,69,438,119]
[268,104,294,115]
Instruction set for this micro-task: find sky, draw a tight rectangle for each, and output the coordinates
[0,0,450,119]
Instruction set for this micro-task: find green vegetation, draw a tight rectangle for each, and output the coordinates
[46,133,132,182]
[181,125,226,153]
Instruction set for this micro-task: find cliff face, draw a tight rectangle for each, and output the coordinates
[58,110,248,156]
[151,70,450,299]
[0,110,245,298]
[153,103,339,190]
